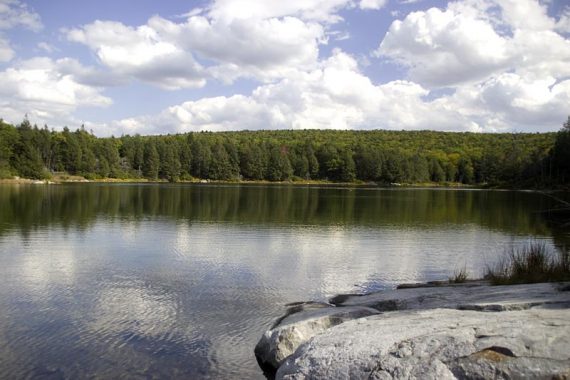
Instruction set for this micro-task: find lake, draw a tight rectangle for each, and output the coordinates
[0,184,567,379]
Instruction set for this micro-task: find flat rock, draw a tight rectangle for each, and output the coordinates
[332,282,570,312]
[277,307,570,379]
[254,304,379,371]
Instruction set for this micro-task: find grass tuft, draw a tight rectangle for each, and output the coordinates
[485,242,570,285]
[449,266,469,283]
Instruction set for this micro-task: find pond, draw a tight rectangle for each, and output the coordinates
[0,184,567,379]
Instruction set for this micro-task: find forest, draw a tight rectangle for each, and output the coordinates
[0,117,568,187]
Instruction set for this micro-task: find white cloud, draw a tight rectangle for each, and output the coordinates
[96,42,569,136]
[0,57,111,127]
[10,0,569,135]
[377,5,510,87]
[66,12,327,87]
[151,15,325,83]
[206,0,353,23]
[66,20,206,90]
[477,74,570,126]
[359,0,388,10]
[99,50,479,135]
[371,0,570,132]
[495,0,554,31]
[56,57,129,88]
[377,0,570,88]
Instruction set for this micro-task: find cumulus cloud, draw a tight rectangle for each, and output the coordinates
[95,38,569,136]
[0,57,111,127]
[367,0,570,132]
[98,50,479,135]
[10,0,569,134]
[150,15,325,83]
[377,0,570,88]
[377,5,510,87]
[65,12,327,87]
[66,20,206,90]
[477,74,570,127]
[495,0,554,31]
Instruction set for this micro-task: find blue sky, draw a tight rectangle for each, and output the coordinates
[0,0,568,135]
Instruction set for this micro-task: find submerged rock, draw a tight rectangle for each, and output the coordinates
[254,304,379,371]
[276,308,570,379]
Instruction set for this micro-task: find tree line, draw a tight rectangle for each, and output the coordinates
[0,117,568,187]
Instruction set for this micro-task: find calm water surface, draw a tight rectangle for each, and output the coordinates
[0,184,568,379]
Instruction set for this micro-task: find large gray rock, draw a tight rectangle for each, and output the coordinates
[255,282,570,376]
[254,303,379,370]
[277,307,570,379]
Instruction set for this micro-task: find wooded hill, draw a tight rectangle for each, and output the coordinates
[1,118,569,187]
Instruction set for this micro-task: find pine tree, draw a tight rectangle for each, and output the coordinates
[143,141,159,179]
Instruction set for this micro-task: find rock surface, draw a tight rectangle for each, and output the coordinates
[255,281,570,377]
[277,308,570,379]
[332,281,570,312]
[254,304,379,370]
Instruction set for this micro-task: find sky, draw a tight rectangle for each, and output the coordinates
[0,0,568,136]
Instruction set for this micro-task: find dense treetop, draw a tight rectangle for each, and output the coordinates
[0,118,568,187]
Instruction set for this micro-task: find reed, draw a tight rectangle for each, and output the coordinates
[485,242,570,285]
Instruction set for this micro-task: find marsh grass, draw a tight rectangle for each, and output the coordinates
[485,242,570,285]
[449,266,469,283]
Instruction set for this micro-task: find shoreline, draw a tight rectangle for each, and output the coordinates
[1,176,567,192]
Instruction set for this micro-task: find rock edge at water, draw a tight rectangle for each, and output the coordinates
[255,281,570,379]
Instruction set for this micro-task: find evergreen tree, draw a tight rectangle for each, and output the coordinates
[97,138,121,177]
[338,148,356,182]
[429,158,445,182]
[305,144,319,180]
[209,143,236,180]
[178,137,192,178]
[158,138,181,182]
[552,116,570,184]
[12,120,46,179]
[457,157,474,184]
[35,125,53,171]
[354,145,382,181]
[239,143,267,180]
[191,139,211,179]
[411,154,429,182]
[382,151,404,183]
[0,121,18,178]
[266,145,292,181]
[61,127,82,174]
[317,144,342,180]
[143,140,159,179]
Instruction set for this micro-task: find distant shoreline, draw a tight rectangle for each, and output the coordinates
[2,176,568,192]
[0,176,487,188]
